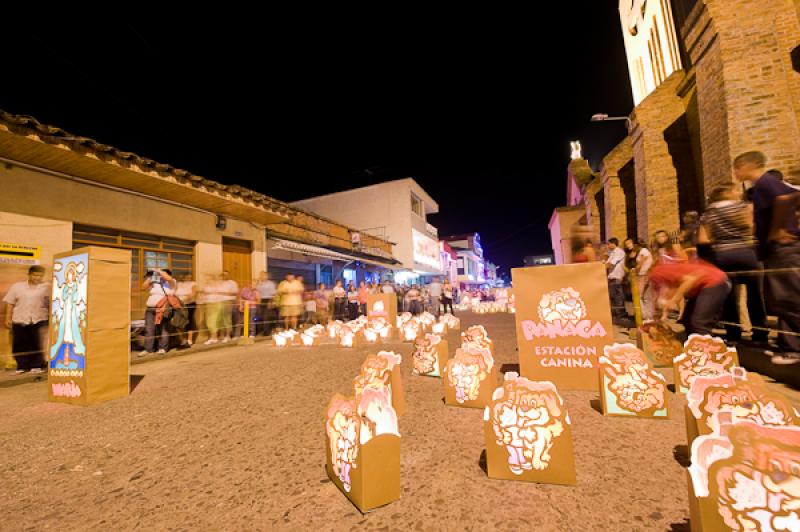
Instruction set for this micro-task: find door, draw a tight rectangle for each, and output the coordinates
[222,237,252,291]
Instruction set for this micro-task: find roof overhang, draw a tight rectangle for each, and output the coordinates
[0,121,290,226]
[269,238,399,269]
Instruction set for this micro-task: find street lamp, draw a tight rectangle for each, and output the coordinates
[591,113,632,131]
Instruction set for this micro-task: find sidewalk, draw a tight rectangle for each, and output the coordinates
[0,334,275,389]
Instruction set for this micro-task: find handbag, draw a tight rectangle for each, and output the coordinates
[160,282,189,329]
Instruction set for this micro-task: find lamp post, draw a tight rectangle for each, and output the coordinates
[591,113,632,132]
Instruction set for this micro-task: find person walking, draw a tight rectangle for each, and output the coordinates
[698,184,769,345]
[734,151,800,364]
[314,283,331,325]
[219,270,238,342]
[3,265,49,373]
[652,230,688,264]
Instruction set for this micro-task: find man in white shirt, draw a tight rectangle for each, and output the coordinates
[381,281,395,294]
[604,238,627,319]
[3,265,50,373]
[220,270,239,341]
[256,271,277,336]
[428,278,443,316]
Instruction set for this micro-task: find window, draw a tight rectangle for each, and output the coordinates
[411,193,423,217]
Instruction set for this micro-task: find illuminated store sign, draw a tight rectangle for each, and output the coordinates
[412,229,441,270]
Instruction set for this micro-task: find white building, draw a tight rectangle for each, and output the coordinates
[291,178,443,284]
[442,233,486,288]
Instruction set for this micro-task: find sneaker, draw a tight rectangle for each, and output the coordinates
[187,340,193,346]
[771,353,800,365]
[137,350,149,357]
[30,368,45,374]
[204,339,218,345]
[14,369,27,374]
[222,336,231,343]
[157,349,167,355]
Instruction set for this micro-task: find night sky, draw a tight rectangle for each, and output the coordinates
[2,10,632,278]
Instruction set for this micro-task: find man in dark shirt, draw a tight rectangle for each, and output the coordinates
[734,151,800,364]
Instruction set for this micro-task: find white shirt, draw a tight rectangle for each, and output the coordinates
[636,248,654,276]
[381,285,395,294]
[428,282,442,297]
[146,280,176,308]
[175,281,196,304]
[256,280,276,299]
[605,247,626,281]
[3,281,50,324]
[220,280,239,301]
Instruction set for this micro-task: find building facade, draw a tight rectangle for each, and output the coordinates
[291,178,443,285]
[442,233,487,288]
[552,0,800,254]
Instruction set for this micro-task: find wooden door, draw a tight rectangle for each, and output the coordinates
[222,237,252,291]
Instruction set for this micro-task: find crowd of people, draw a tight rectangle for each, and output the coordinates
[581,151,800,366]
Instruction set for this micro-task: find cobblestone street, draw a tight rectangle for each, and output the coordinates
[2,312,797,531]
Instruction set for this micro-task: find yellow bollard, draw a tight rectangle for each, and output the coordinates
[629,271,643,329]
[238,304,255,345]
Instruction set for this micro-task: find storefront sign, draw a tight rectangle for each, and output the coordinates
[412,229,441,270]
[0,242,40,265]
[511,263,613,390]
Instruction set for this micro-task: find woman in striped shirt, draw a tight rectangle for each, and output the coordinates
[697,184,768,344]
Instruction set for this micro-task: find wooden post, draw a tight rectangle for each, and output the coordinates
[629,271,642,328]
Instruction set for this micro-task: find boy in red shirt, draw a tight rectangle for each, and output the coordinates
[649,261,731,336]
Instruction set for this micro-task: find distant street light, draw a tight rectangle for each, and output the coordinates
[591,113,631,131]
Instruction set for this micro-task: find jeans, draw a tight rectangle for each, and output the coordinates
[442,296,454,315]
[145,307,170,352]
[712,246,768,341]
[608,279,626,317]
[12,321,46,370]
[763,241,800,353]
[681,281,732,336]
[334,298,347,321]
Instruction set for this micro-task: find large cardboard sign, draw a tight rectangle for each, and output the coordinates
[353,352,406,417]
[598,343,668,418]
[512,263,613,390]
[48,246,130,405]
[673,334,738,395]
[325,392,401,513]
[684,367,798,444]
[688,416,800,531]
[367,294,397,330]
[412,334,449,377]
[443,346,497,409]
[483,373,576,485]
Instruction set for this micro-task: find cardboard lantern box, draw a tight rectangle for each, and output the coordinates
[274,330,300,347]
[367,294,398,330]
[483,373,576,485]
[460,325,495,358]
[598,343,669,419]
[511,263,613,391]
[637,321,682,368]
[673,334,739,395]
[353,351,406,417]
[411,334,449,378]
[325,391,401,513]
[688,414,800,531]
[684,367,798,444]
[339,329,364,348]
[443,346,498,409]
[48,246,131,405]
[401,323,421,343]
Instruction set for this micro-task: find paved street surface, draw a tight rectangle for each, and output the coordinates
[2,313,798,531]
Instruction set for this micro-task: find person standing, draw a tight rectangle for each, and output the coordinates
[314,283,331,325]
[255,271,276,336]
[219,270,238,342]
[202,274,224,345]
[442,278,455,315]
[3,265,49,373]
[175,274,198,347]
[698,184,768,345]
[652,230,688,264]
[406,284,422,315]
[428,277,443,317]
[238,279,261,337]
[141,268,177,355]
[381,280,395,294]
[346,282,359,320]
[278,274,303,330]
[734,151,800,364]
[357,281,369,316]
[604,238,627,320]
[332,280,346,321]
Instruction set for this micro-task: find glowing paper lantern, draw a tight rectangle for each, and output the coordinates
[673,334,739,395]
[483,373,576,485]
[598,343,668,418]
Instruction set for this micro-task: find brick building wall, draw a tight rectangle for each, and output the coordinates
[684,0,800,184]
[600,137,634,242]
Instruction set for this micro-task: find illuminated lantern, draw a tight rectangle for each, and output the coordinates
[403,324,419,342]
[432,322,446,335]
[598,343,668,419]
[443,346,497,409]
[673,334,739,395]
[364,329,379,343]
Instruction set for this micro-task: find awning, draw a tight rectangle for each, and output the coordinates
[269,238,398,269]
